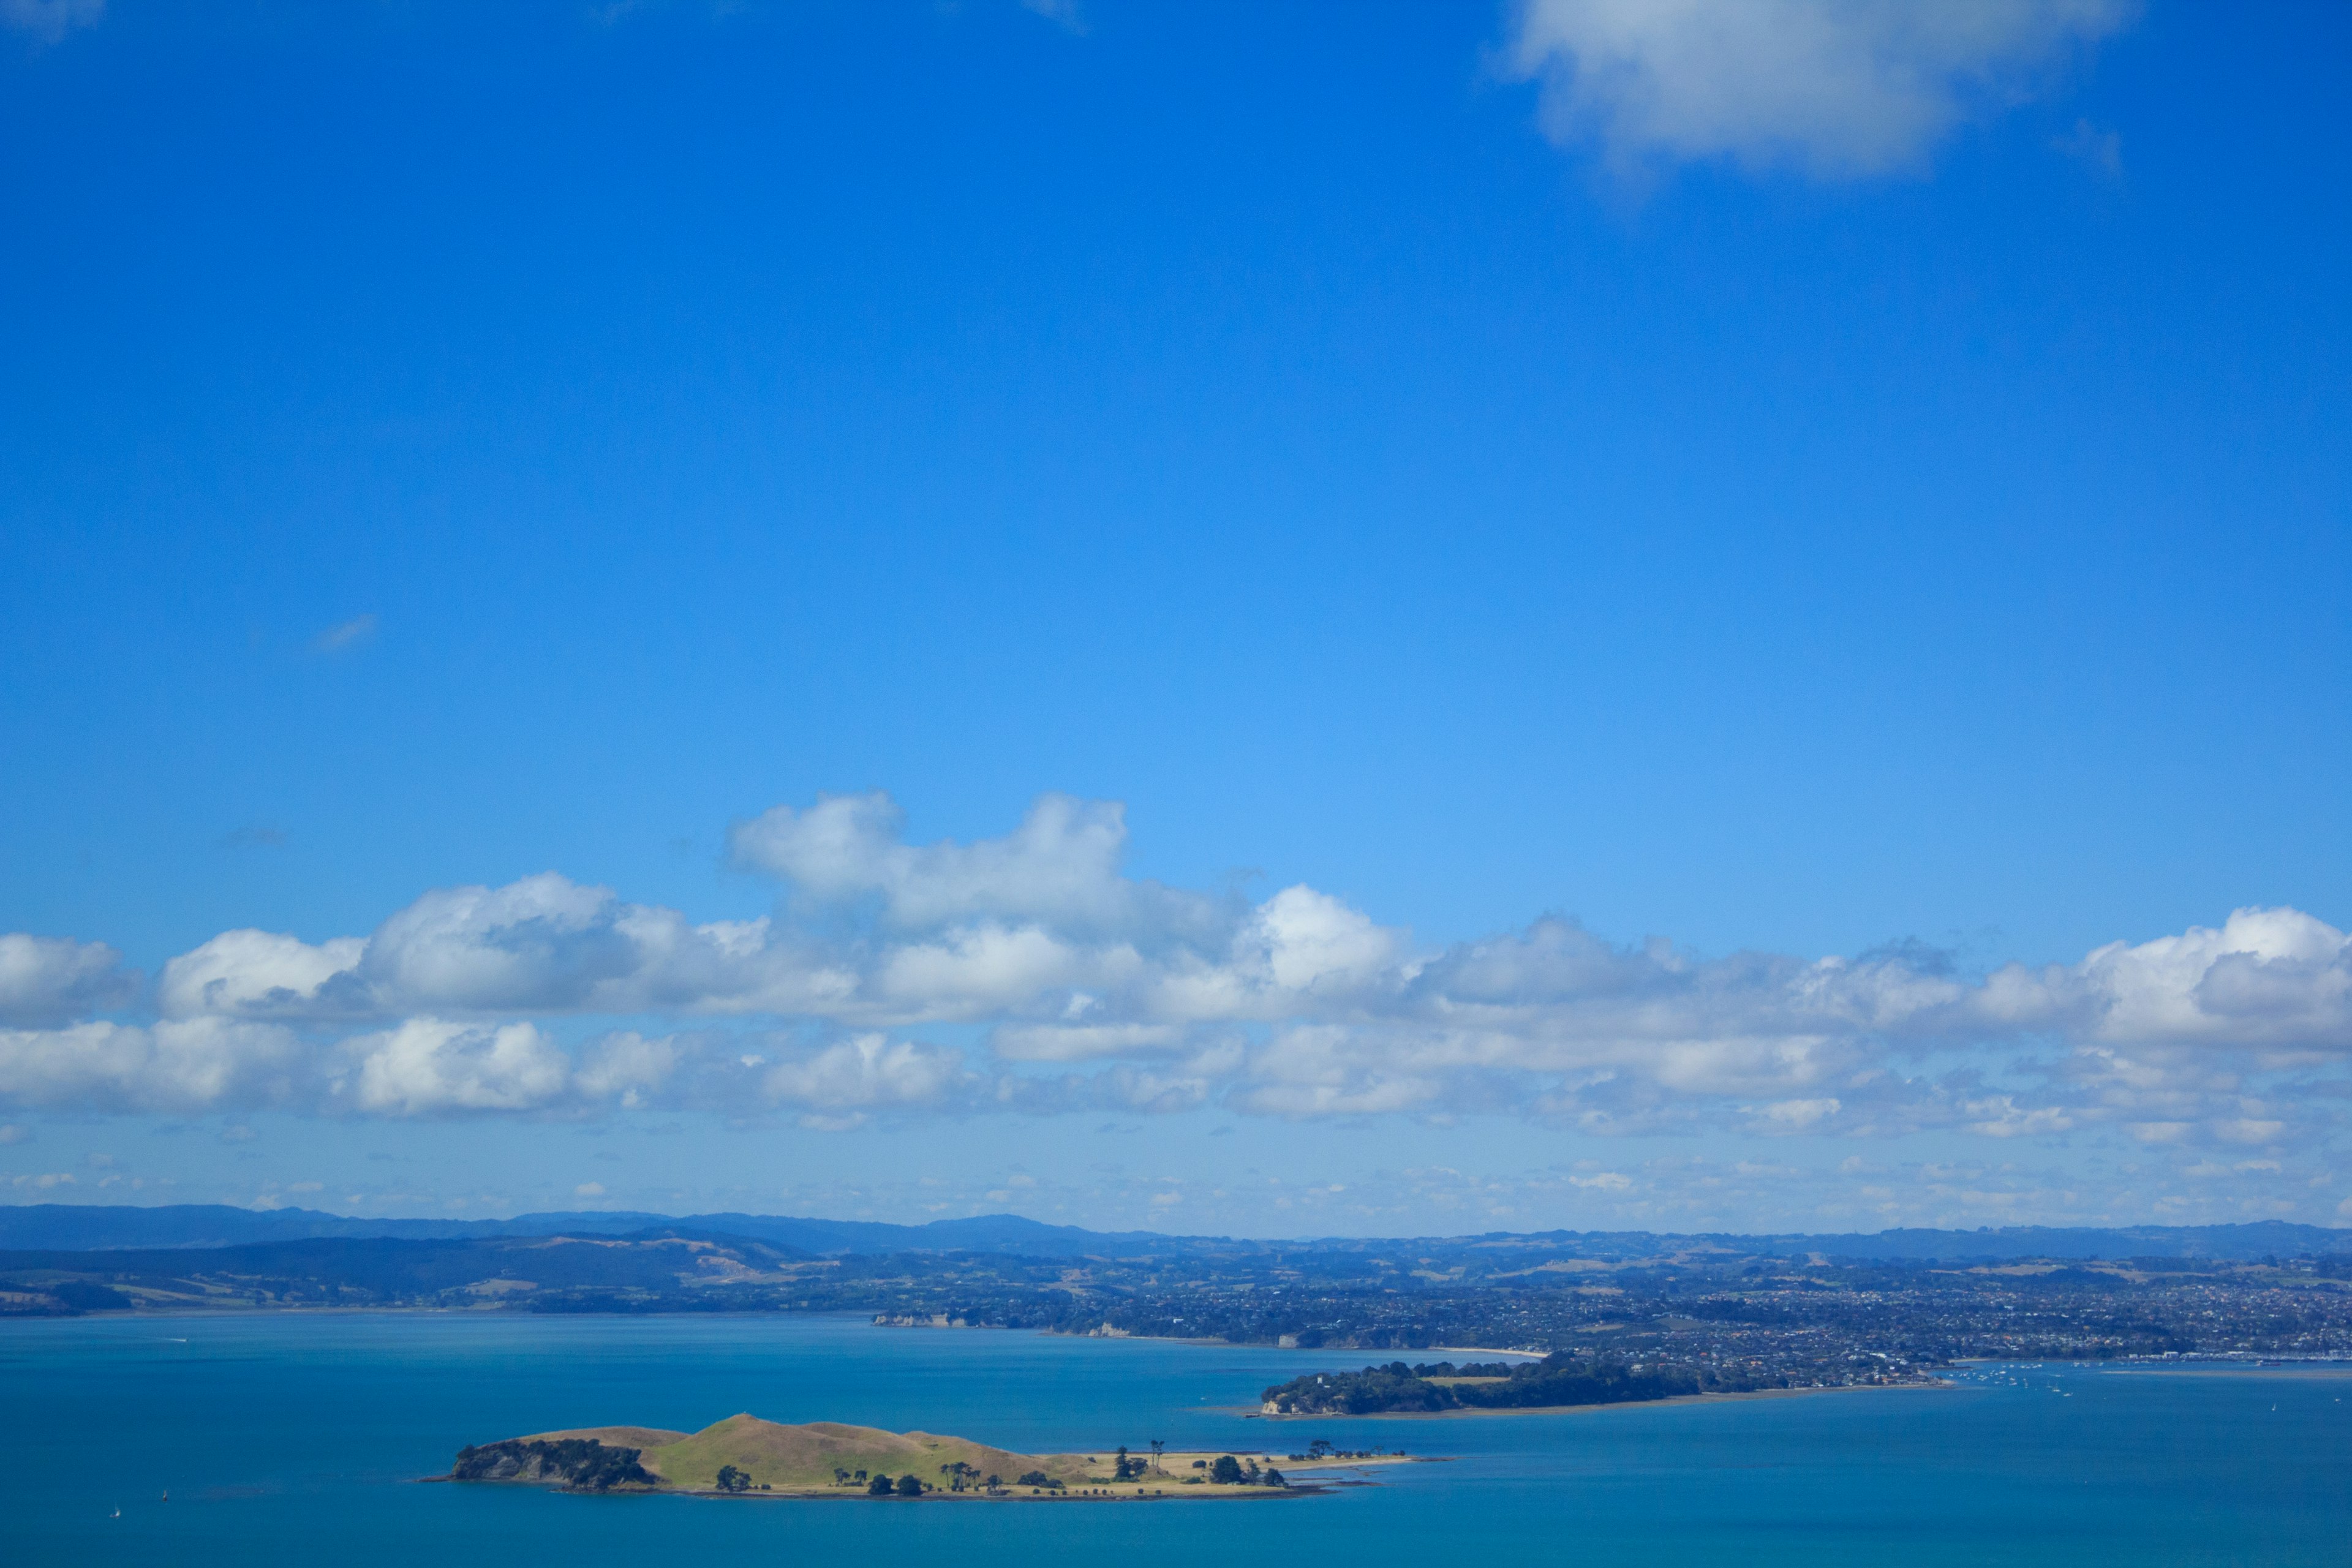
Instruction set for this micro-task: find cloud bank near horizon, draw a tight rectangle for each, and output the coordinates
[1,793,2345,1166]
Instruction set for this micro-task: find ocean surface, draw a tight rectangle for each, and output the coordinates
[4,1313,2346,1567]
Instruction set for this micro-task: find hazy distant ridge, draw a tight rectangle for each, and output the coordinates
[0,1204,2343,1262]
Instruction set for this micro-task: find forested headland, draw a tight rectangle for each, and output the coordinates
[1260,1352,1766,1415]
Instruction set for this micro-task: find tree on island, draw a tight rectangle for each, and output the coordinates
[1113,1446,1139,1481]
[714,1466,750,1493]
[895,1473,924,1498]
[1210,1455,1244,1485]
[984,1472,1002,1492]
[1149,1439,1165,1473]
[867,1473,895,1496]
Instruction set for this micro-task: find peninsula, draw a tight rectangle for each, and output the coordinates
[1259,1351,1936,1416]
[450,1415,1396,1498]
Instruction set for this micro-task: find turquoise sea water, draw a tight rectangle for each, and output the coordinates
[4,1313,2347,1567]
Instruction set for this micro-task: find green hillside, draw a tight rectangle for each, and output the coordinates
[515,1415,1087,1492]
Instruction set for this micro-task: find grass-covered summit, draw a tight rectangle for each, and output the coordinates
[590,1415,1057,1491]
[451,1415,1337,1499]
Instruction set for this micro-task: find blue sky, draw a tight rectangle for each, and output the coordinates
[2,1,2347,1235]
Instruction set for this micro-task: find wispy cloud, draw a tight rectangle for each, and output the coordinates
[2053,115,2123,176]
[1503,0,2138,180]
[1020,0,1087,36]
[1,0,104,45]
[312,613,379,654]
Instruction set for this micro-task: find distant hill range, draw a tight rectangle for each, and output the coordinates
[0,1202,2343,1262]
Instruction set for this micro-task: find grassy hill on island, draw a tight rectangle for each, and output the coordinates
[554,1415,1059,1491]
[453,1414,1344,1498]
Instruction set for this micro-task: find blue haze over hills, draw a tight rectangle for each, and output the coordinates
[2,1204,2342,1264]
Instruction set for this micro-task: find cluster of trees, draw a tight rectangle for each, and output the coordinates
[450,1438,654,1491]
[864,1472,925,1496]
[936,1461,990,1492]
[1261,1353,1711,1415]
[1206,1454,1284,1487]
[1283,1439,1386,1461]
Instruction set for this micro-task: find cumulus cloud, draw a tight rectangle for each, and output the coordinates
[730,791,1226,941]
[1505,0,2136,179]
[0,1018,301,1113]
[160,930,368,1020]
[158,873,853,1022]
[571,1030,681,1109]
[2,794,2346,1152]
[1975,907,2352,1050]
[338,1018,573,1116]
[0,934,135,1025]
[762,1034,972,1128]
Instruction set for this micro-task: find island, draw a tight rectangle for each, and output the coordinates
[450,1414,1406,1498]
[1258,1351,1928,1415]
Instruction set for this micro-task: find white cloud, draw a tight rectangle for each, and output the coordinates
[571,1031,680,1109]
[1755,1096,1842,1131]
[1229,1025,1446,1118]
[9,794,2350,1153]
[0,934,135,1025]
[992,1021,1188,1062]
[160,929,366,1020]
[339,1018,573,1116]
[1980,907,2352,1050]
[762,1034,968,1117]
[1505,0,2136,179]
[870,922,1093,1017]
[730,791,1224,940]
[159,874,853,1023]
[1960,1095,2073,1138]
[0,1017,300,1113]
[1251,886,1403,993]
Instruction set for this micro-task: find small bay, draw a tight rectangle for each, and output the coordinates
[4,1313,2346,1567]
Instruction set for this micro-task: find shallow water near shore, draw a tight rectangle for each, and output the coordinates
[4,1313,2347,1567]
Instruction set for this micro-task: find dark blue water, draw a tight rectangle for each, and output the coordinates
[4,1313,2346,1566]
